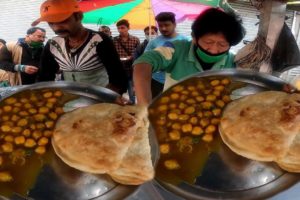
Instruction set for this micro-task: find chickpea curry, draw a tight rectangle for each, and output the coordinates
[0,88,77,197]
[149,76,244,184]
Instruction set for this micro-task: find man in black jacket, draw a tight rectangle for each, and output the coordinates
[0,27,46,84]
[32,0,128,95]
[134,25,158,60]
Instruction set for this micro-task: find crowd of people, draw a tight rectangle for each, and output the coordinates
[0,0,246,105]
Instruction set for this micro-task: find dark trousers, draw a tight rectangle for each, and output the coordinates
[151,78,164,99]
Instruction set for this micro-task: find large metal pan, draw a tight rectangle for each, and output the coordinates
[151,69,300,200]
[0,81,159,200]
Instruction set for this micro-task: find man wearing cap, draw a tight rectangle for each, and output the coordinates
[34,0,128,95]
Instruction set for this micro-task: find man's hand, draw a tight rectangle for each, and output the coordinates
[24,65,38,74]
[115,96,133,105]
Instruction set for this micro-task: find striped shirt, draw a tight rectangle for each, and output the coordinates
[38,29,128,94]
[48,33,105,72]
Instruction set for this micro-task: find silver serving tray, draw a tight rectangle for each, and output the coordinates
[152,69,300,200]
[0,81,159,200]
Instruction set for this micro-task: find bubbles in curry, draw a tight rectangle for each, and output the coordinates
[149,77,239,184]
[0,88,77,196]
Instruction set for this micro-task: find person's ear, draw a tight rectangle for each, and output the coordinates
[74,12,83,21]
[191,32,196,44]
[192,37,197,44]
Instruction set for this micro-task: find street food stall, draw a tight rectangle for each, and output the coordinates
[1,0,300,200]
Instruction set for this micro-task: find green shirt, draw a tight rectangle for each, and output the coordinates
[134,40,235,89]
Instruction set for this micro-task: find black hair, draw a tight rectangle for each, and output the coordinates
[144,26,158,33]
[116,19,130,28]
[101,25,110,30]
[0,39,6,45]
[27,27,46,35]
[155,12,176,23]
[191,8,245,46]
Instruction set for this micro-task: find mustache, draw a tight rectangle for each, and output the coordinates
[54,30,70,35]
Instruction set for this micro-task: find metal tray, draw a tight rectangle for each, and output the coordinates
[152,69,300,200]
[0,81,159,200]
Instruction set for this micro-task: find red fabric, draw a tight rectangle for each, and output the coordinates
[79,0,132,12]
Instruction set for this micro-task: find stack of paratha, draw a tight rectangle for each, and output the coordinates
[220,91,300,172]
[52,103,154,185]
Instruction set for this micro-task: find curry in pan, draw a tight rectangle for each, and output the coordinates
[0,89,77,197]
[149,76,244,184]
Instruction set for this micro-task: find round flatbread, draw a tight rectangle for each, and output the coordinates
[52,103,148,174]
[108,118,154,185]
[220,91,300,172]
[277,132,300,173]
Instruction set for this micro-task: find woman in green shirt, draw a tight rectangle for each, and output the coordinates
[133,8,245,105]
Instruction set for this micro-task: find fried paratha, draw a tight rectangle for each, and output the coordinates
[108,117,154,185]
[220,91,300,172]
[277,133,300,172]
[52,103,149,174]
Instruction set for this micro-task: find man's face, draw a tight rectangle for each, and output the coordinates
[145,28,158,37]
[100,27,111,36]
[157,21,176,37]
[48,14,80,38]
[117,25,129,37]
[28,29,46,43]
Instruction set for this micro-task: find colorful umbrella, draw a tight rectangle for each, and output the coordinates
[79,0,133,12]
[171,0,220,7]
[81,0,217,29]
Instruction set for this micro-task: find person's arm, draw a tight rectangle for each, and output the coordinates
[0,44,39,74]
[0,45,15,72]
[97,32,128,94]
[133,63,152,105]
[37,41,60,81]
[133,43,177,105]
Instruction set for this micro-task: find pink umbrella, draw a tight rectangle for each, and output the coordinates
[150,0,211,23]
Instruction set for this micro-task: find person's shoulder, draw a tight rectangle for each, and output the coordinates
[228,51,236,59]
[175,34,189,40]
[112,35,120,41]
[171,39,190,46]
[83,30,111,44]
[84,29,105,39]
[6,40,22,51]
[6,41,18,46]
[86,28,97,33]
[130,35,140,42]
[155,35,165,40]
[129,34,139,39]
[86,29,102,38]
[161,40,190,52]
[150,36,165,44]
[49,36,64,43]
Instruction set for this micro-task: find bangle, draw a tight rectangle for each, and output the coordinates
[15,64,25,72]
[14,65,19,71]
[20,65,25,72]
